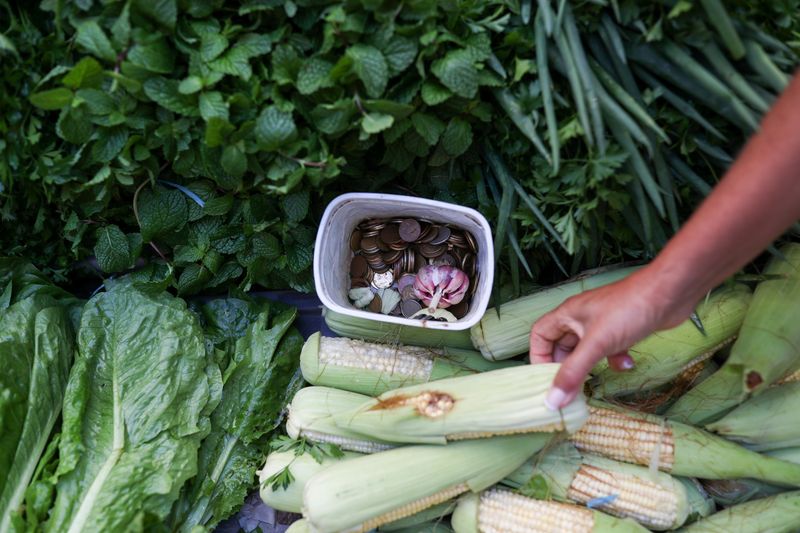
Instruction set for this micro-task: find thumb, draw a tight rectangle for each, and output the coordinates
[544,335,607,410]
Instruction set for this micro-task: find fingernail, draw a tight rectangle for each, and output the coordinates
[544,387,567,411]
[621,357,635,370]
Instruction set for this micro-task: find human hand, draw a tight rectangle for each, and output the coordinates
[529,269,697,410]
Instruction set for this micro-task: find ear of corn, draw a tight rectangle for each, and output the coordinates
[379,500,456,531]
[300,333,520,396]
[666,243,800,424]
[571,401,800,487]
[504,442,692,530]
[383,522,454,533]
[591,284,750,397]
[470,266,640,361]
[332,364,588,445]
[285,519,311,533]
[450,489,650,533]
[286,386,396,453]
[679,490,800,533]
[323,307,474,350]
[706,382,800,451]
[257,449,359,513]
[302,434,550,533]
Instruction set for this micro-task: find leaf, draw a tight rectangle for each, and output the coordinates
[205,117,235,148]
[75,21,117,62]
[91,127,129,163]
[200,34,229,62]
[346,44,388,98]
[134,0,177,29]
[382,35,418,75]
[441,117,473,157]
[94,224,132,272]
[62,57,104,89]
[221,145,247,178]
[178,76,204,95]
[287,243,312,273]
[255,106,297,150]
[45,285,213,532]
[127,38,175,74]
[199,91,229,121]
[251,233,281,259]
[431,49,478,99]
[311,100,357,135]
[281,190,309,222]
[209,34,271,81]
[296,57,333,95]
[411,112,446,146]
[29,88,73,110]
[361,112,394,134]
[57,106,93,144]
[420,81,452,105]
[137,186,189,241]
[143,77,200,116]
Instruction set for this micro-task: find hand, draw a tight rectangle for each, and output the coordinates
[529,269,696,410]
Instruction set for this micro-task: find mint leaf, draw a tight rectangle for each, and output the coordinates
[62,57,103,89]
[205,117,235,148]
[201,34,229,62]
[252,233,281,259]
[209,34,271,81]
[311,100,356,136]
[134,0,177,29]
[361,112,394,134]
[143,77,200,116]
[287,243,312,273]
[281,190,309,222]
[127,38,175,74]
[221,145,247,178]
[441,117,473,156]
[29,88,73,110]
[255,106,297,150]
[178,76,204,95]
[297,57,333,95]
[91,127,129,163]
[75,21,117,62]
[199,91,229,121]
[421,81,452,105]
[431,49,478,99]
[411,112,446,146]
[382,36,418,76]
[94,225,132,273]
[138,186,189,241]
[57,106,93,144]
[346,44,388,98]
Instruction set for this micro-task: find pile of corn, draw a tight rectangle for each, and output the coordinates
[259,244,800,533]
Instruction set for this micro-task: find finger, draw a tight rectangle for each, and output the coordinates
[529,312,583,364]
[553,332,580,363]
[607,352,635,371]
[545,336,608,410]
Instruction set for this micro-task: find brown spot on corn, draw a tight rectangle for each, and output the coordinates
[746,371,763,390]
[369,391,455,418]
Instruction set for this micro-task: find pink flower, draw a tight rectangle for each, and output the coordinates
[413,265,469,313]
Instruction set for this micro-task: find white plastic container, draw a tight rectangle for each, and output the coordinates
[313,192,494,330]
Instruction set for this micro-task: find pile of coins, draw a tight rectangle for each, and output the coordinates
[348,217,478,320]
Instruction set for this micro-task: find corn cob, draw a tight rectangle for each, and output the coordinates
[591,284,750,397]
[450,489,650,533]
[470,266,640,361]
[286,519,310,533]
[300,333,521,396]
[258,448,360,513]
[303,434,551,533]
[776,367,800,385]
[707,382,800,450]
[502,442,692,530]
[380,501,456,531]
[323,307,474,350]
[679,491,800,533]
[570,401,800,486]
[286,386,395,453]
[665,243,800,424]
[332,364,588,445]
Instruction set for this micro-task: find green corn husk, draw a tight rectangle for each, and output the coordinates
[258,448,360,513]
[323,307,474,350]
[303,434,551,533]
[591,284,751,397]
[286,386,396,453]
[707,382,800,451]
[380,501,456,531]
[502,443,693,530]
[300,332,522,396]
[679,491,800,533]
[332,364,588,445]
[665,244,800,425]
[700,478,784,507]
[285,519,310,533]
[385,522,454,533]
[677,477,716,523]
[470,266,640,361]
[576,401,800,487]
[450,490,650,533]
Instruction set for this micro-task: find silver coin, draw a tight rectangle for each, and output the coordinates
[371,270,395,289]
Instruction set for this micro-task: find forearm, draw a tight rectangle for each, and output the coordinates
[645,72,800,304]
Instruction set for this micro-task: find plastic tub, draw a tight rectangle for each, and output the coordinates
[313,192,494,330]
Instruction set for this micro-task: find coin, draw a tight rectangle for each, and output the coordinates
[350,230,362,252]
[368,294,383,313]
[371,270,394,289]
[360,236,379,253]
[399,219,421,242]
[418,224,437,243]
[430,226,451,245]
[462,254,476,278]
[401,299,422,318]
[414,251,427,269]
[382,249,403,264]
[350,277,369,288]
[449,300,469,319]
[465,230,477,253]
[420,243,445,258]
[389,303,402,316]
[380,224,402,244]
[350,256,368,278]
[438,253,457,266]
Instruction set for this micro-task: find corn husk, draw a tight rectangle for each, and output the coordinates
[332,364,588,445]
[285,519,311,533]
[470,266,640,360]
[591,284,750,397]
[303,434,551,533]
[379,501,456,531]
[700,478,784,508]
[679,491,800,533]
[678,477,716,523]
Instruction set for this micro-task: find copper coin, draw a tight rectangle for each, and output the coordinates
[430,226,451,245]
[350,256,368,277]
[382,249,403,264]
[350,229,362,252]
[399,219,421,242]
[465,231,477,253]
[401,299,422,318]
[418,224,437,243]
[393,261,402,279]
[368,294,383,313]
[361,236,379,253]
[390,240,408,251]
[389,303,402,316]
[420,243,445,258]
[400,284,416,301]
[350,277,369,288]
[462,254,476,278]
[449,300,469,319]
[380,224,402,244]
[414,251,427,269]
[438,253,457,266]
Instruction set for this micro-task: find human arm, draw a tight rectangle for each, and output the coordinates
[531,72,800,410]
